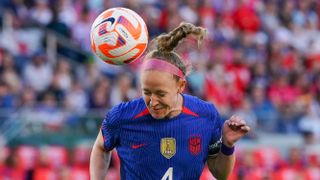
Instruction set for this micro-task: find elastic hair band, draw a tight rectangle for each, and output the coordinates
[142,58,185,79]
[220,143,235,156]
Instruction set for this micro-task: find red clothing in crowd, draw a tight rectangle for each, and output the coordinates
[226,63,251,93]
[233,2,260,32]
[268,83,300,106]
[33,167,57,180]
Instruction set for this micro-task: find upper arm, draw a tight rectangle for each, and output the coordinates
[94,130,106,151]
[90,129,112,179]
[101,106,121,151]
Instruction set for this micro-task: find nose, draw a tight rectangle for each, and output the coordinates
[149,95,159,107]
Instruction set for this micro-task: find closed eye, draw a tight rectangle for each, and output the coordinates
[142,89,167,97]
[157,93,166,97]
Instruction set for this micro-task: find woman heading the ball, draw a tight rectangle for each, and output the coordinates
[90,22,250,180]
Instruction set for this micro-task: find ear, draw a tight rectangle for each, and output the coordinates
[177,79,186,93]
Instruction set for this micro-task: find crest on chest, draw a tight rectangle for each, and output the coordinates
[160,138,176,159]
[189,136,202,155]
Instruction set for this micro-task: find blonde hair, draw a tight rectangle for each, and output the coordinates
[145,22,207,78]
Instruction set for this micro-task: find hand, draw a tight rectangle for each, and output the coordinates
[222,115,250,147]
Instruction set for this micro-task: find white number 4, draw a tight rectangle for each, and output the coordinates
[161,167,173,180]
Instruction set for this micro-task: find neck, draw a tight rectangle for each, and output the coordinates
[166,93,183,118]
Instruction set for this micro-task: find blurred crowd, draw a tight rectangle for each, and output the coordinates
[1,0,319,140]
[0,145,95,179]
[1,0,320,179]
[201,146,320,180]
[0,144,319,180]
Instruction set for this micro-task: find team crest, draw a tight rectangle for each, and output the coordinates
[161,138,176,159]
[189,136,201,155]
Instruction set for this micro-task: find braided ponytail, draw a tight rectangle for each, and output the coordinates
[145,22,207,78]
[156,22,207,52]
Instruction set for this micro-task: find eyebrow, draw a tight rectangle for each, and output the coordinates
[156,90,167,94]
[142,89,168,94]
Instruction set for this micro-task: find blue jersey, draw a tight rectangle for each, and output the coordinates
[101,94,223,180]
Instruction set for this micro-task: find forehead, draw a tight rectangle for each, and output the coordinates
[140,70,177,90]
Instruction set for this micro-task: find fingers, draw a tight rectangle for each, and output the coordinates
[226,115,250,133]
[226,116,244,127]
[240,125,250,133]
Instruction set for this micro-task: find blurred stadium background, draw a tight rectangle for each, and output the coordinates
[0,0,320,179]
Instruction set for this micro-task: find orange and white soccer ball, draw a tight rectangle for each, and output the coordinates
[90,7,148,65]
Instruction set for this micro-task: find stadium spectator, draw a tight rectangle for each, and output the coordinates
[29,0,52,26]
[23,52,53,93]
[64,80,88,113]
[71,5,92,52]
[110,72,138,106]
[0,80,15,109]
[89,76,112,109]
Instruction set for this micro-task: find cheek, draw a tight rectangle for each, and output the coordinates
[143,96,150,104]
[162,94,177,107]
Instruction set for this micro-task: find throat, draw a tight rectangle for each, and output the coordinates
[165,109,182,119]
[165,94,183,119]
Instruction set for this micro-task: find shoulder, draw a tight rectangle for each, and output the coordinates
[183,94,219,118]
[108,97,146,120]
[106,98,146,122]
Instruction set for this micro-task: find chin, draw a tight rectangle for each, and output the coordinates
[146,107,163,119]
[150,109,169,119]
[150,113,165,120]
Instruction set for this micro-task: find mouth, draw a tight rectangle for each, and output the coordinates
[149,106,164,113]
[149,108,165,119]
[151,107,162,112]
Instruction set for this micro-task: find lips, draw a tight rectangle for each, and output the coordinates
[149,107,166,119]
[151,108,162,113]
[149,107,165,117]
[150,105,163,111]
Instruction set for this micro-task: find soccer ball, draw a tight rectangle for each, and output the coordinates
[90,7,148,65]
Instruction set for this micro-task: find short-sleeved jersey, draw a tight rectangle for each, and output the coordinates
[101,94,223,180]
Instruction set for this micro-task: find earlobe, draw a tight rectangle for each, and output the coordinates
[178,87,184,93]
[178,80,186,93]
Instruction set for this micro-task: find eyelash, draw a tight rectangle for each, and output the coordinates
[143,92,151,96]
[143,92,166,97]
